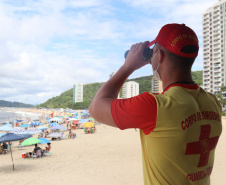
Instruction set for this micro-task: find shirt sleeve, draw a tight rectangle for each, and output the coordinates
[111,92,157,135]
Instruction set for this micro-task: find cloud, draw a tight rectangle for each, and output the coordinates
[0,0,214,104]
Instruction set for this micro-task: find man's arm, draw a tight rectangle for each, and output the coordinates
[88,41,151,127]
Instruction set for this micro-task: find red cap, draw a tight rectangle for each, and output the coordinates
[147,23,199,58]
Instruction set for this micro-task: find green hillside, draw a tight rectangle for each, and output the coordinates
[0,100,34,108]
[38,70,203,109]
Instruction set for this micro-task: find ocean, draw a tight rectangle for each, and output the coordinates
[0,109,19,123]
[0,109,41,123]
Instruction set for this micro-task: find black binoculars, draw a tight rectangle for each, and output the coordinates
[124,47,153,61]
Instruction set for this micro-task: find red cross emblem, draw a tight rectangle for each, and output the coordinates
[185,124,219,167]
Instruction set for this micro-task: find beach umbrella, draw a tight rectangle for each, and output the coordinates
[50,125,66,130]
[37,126,48,130]
[19,124,30,128]
[25,128,42,134]
[0,133,32,143]
[11,127,27,134]
[0,122,8,125]
[30,122,43,126]
[0,125,14,131]
[38,138,51,144]
[48,133,61,137]
[69,118,79,121]
[48,117,63,122]
[83,122,94,128]
[78,119,90,124]
[0,133,32,170]
[16,120,23,122]
[21,138,41,146]
[48,122,59,127]
[5,123,12,127]
[0,133,6,137]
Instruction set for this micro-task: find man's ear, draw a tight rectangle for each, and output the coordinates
[158,49,165,64]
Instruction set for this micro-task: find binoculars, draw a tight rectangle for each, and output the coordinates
[124,47,153,61]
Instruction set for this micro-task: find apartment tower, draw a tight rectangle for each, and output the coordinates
[73,83,83,103]
[203,0,226,95]
[122,81,139,98]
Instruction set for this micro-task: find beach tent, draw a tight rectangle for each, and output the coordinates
[0,133,32,170]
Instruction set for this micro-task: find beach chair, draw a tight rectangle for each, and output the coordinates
[1,146,7,154]
[62,134,68,139]
[7,143,14,152]
[32,149,42,158]
[45,149,53,156]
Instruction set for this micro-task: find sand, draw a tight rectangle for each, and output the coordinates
[0,110,225,185]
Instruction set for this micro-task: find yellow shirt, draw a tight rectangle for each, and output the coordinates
[140,84,222,185]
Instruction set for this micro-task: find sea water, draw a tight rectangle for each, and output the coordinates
[0,109,19,123]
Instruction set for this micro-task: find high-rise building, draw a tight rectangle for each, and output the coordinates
[202,0,226,95]
[122,81,139,98]
[73,83,83,103]
[152,78,163,93]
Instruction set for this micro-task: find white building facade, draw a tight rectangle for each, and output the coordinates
[73,83,83,103]
[152,78,163,93]
[202,0,226,95]
[122,81,139,98]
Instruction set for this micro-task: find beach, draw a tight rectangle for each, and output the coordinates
[0,109,225,185]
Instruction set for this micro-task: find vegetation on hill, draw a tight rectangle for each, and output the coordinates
[38,70,203,109]
[0,100,34,108]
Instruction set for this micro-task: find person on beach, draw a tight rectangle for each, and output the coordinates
[89,23,222,185]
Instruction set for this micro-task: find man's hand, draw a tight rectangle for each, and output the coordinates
[123,41,151,72]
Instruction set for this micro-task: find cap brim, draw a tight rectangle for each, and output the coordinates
[147,40,156,47]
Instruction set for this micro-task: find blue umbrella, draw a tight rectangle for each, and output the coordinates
[78,119,90,124]
[38,138,51,144]
[0,122,8,125]
[48,122,59,127]
[0,133,32,143]
[5,123,12,127]
[0,133,6,137]
[30,122,43,126]
[0,125,14,131]
[19,124,30,128]
[0,133,33,171]
[50,125,66,130]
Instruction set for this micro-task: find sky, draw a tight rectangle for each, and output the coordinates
[0,0,218,105]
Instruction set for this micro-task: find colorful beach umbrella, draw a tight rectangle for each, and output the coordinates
[37,126,48,130]
[21,138,41,146]
[48,133,61,137]
[19,124,30,128]
[38,138,51,144]
[0,125,14,131]
[25,128,42,134]
[48,122,59,127]
[0,133,32,170]
[30,122,43,126]
[50,125,66,130]
[83,122,94,128]
[78,119,90,124]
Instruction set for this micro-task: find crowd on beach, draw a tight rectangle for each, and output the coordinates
[0,108,98,157]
